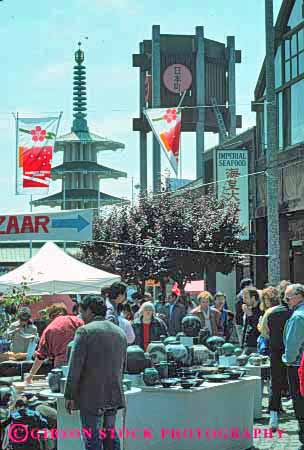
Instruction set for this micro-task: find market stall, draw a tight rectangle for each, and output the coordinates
[0,241,120,294]
[40,377,257,450]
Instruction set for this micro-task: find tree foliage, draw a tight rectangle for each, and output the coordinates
[79,189,249,290]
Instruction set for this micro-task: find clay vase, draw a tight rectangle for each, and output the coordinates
[165,342,188,366]
[126,345,150,374]
[237,354,249,367]
[222,343,235,357]
[248,355,262,366]
[181,314,201,337]
[143,368,159,386]
[175,332,185,342]
[234,347,243,357]
[198,328,210,345]
[192,344,211,365]
[48,369,63,393]
[164,336,177,345]
[147,341,167,365]
[154,361,169,379]
[205,336,225,352]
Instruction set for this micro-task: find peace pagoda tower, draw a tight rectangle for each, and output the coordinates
[32,43,127,210]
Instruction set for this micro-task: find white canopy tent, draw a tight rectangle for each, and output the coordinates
[0,242,120,294]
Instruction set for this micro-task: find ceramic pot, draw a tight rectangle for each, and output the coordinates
[165,342,188,365]
[234,347,243,357]
[198,328,210,344]
[155,361,168,379]
[192,344,211,365]
[181,314,201,337]
[164,336,177,345]
[222,343,235,357]
[205,336,225,352]
[48,369,63,393]
[143,368,159,386]
[167,361,177,377]
[126,345,150,374]
[248,355,262,366]
[147,341,167,365]
[236,354,249,367]
[175,332,185,342]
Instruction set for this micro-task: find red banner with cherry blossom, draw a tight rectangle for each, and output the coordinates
[16,116,61,195]
[144,108,181,175]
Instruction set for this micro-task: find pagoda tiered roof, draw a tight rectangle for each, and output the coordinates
[31,189,130,207]
[51,162,127,180]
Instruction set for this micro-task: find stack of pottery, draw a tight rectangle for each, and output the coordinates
[181,314,201,337]
[126,345,151,374]
[147,341,167,365]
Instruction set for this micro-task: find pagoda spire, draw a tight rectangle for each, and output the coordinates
[72,42,89,133]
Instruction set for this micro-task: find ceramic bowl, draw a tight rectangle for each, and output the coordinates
[160,378,178,388]
[180,380,195,389]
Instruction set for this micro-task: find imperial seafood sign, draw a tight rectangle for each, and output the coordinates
[215,149,249,240]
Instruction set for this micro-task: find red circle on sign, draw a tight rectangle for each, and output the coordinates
[163,64,192,94]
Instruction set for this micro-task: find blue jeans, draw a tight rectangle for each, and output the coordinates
[80,411,120,450]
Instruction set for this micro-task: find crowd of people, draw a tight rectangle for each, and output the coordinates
[0,277,304,449]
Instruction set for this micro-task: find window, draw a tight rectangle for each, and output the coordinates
[263,101,267,152]
[291,79,304,144]
[277,92,283,150]
[284,29,304,81]
[283,88,291,147]
[288,0,304,29]
[275,46,282,88]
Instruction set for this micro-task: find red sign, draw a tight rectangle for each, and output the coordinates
[163,64,192,94]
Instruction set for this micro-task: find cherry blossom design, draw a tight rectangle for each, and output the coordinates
[30,126,47,142]
[163,109,177,123]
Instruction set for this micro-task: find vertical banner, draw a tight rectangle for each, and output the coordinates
[16,116,61,195]
[216,149,249,240]
[144,108,181,175]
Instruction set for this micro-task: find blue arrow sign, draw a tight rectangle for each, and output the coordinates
[52,215,90,232]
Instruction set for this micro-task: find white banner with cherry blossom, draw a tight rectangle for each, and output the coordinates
[144,108,181,175]
[16,116,61,195]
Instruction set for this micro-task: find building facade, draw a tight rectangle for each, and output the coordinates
[253,0,304,286]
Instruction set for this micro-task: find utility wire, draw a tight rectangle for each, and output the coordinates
[84,239,268,259]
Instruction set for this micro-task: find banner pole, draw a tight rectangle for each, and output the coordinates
[15,112,19,195]
[29,195,33,258]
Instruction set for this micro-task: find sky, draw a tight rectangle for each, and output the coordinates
[0,0,283,213]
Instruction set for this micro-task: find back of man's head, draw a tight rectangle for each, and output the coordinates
[80,295,107,317]
[240,278,253,290]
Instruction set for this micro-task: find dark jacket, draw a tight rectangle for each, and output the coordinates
[133,316,168,349]
[242,305,261,348]
[160,302,186,336]
[268,304,291,353]
[64,317,127,414]
[235,292,244,326]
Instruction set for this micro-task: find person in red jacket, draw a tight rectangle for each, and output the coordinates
[25,303,83,384]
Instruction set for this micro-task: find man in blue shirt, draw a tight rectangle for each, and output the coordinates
[283,283,304,450]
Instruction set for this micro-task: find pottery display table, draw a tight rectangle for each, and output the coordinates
[42,377,257,450]
[40,387,142,450]
[120,376,257,450]
[245,363,270,419]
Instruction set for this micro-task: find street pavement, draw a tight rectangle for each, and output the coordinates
[253,387,301,450]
